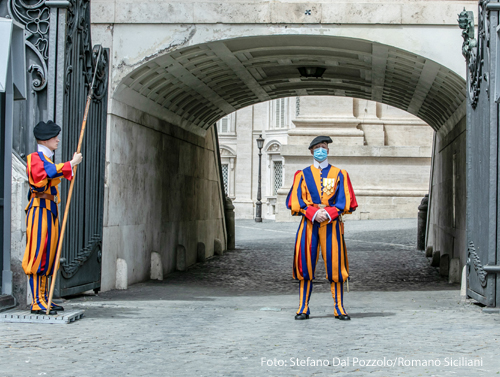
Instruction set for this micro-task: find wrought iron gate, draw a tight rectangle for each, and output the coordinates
[1,0,108,298]
[57,0,108,296]
[0,92,5,293]
[460,1,500,307]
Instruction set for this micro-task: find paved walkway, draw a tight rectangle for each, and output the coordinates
[1,219,499,377]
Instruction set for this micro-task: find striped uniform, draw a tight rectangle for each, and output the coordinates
[22,151,72,311]
[286,164,357,316]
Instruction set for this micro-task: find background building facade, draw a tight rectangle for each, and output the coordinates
[218,96,433,221]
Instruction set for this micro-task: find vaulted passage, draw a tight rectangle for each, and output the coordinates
[114,35,465,132]
[105,34,466,292]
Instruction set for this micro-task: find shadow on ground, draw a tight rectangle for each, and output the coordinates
[71,219,458,303]
[310,312,397,319]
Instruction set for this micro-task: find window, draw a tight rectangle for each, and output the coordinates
[217,115,232,134]
[273,161,283,195]
[222,164,229,195]
[274,99,286,128]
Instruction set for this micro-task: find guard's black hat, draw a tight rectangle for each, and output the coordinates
[33,120,61,141]
[308,135,332,149]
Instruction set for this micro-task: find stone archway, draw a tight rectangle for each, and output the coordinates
[113,35,465,133]
[102,34,466,290]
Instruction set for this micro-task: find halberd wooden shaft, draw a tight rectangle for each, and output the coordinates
[46,46,102,315]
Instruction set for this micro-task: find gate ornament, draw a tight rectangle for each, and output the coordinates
[467,241,488,288]
[90,45,109,101]
[27,64,46,91]
[458,9,477,59]
[458,1,491,109]
[60,236,102,279]
[6,0,51,92]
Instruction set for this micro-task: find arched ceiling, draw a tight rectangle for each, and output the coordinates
[114,35,466,132]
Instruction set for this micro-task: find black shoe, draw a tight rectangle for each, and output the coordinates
[31,309,57,315]
[335,314,351,320]
[295,313,309,320]
[51,304,64,311]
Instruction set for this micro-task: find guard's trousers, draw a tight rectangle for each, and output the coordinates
[293,219,349,282]
[23,207,60,311]
[28,274,54,311]
[297,280,347,316]
[293,218,349,316]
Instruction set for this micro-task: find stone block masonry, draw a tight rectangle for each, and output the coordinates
[101,100,226,291]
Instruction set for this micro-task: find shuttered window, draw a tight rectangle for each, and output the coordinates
[222,164,229,195]
[275,99,286,128]
[217,116,231,133]
[273,161,283,195]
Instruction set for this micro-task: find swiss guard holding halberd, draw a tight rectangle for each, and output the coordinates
[22,121,82,315]
[286,136,357,321]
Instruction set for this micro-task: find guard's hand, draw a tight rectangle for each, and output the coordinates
[315,209,329,223]
[71,152,83,167]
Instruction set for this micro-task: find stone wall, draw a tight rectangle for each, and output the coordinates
[232,106,255,218]
[283,98,433,221]
[101,100,227,291]
[10,154,29,307]
[276,151,431,222]
[92,0,475,88]
[426,116,466,280]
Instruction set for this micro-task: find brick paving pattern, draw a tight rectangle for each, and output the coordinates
[0,219,499,377]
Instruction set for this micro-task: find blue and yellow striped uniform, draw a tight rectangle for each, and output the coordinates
[22,151,72,311]
[286,164,357,316]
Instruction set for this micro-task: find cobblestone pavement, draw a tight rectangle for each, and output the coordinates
[1,219,499,377]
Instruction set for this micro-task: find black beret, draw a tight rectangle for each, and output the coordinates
[34,120,61,141]
[308,136,332,149]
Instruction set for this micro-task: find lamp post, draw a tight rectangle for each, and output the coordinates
[255,134,265,222]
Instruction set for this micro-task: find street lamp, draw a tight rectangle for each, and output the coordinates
[255,134,265,222]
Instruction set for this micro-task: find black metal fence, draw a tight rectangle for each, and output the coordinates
[59,37,108,294]
[58,1,109,296]
[1,0,109,297]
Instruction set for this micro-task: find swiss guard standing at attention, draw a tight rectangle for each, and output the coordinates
[286,136,357,321]
[22,121,82,314]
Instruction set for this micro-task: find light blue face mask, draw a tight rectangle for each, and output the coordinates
[313,147,328,162]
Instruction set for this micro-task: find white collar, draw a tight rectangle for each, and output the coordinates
[37,144,54,159]
[313,158,329,170]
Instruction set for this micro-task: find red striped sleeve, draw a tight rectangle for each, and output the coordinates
[325,207,339,222]
[346,173,358,210]
[62,162,73,181]
[30,153,48,184]
[305,206,318,222]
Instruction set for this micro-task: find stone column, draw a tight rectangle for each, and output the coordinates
[266,153,272,197]
[229,156,235,198]
[233,106,254,219]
